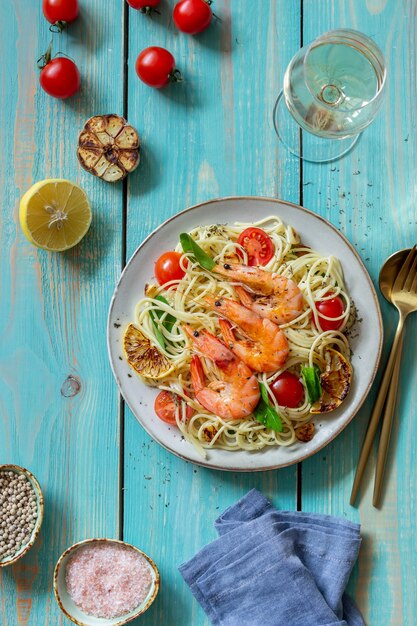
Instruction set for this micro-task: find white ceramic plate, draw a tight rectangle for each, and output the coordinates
[107,197,383,471]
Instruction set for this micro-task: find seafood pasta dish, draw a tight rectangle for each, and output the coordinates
[123,216,354,457]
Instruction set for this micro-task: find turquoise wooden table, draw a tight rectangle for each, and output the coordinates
[1,1,416,624]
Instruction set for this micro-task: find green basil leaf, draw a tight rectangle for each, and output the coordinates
[180,233,216,271]
[254,385,283,432]
[265,406,283,433]
[154,295,176,333]
[259,382,270,404]
[253,399,268,425]
[149,310,166,349]
[301,365,322,404]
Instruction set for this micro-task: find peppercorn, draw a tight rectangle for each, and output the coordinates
[0,470,38,561]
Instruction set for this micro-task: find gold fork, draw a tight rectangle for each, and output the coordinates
[350,246,417,506]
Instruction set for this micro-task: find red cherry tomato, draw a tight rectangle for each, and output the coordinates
[154,390,194,424]
[136,47,179,88]
[173,0,213,35]
[155,251,186,285]
[314,295,345,331]
[39,54,80,99]
[127,0,160,10]
[237,227,275,266]
[42,0,79,25]
[270,372,304,408]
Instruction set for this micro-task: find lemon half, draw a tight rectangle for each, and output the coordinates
[19,179,92,252]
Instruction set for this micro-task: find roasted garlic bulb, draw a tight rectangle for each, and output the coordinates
[77,114,140,182]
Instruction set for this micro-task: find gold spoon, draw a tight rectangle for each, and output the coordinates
[350,246,417,506]
[373,252,407,507]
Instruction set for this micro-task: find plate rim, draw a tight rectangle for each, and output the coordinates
[107,196,383,472]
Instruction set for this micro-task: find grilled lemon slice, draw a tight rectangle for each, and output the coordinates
[19,179,92,251]
[123,324,173,379]
[77,114,140,183]
[311,349,352,414]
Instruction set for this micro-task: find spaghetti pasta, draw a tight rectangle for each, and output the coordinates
[130,216,354,458]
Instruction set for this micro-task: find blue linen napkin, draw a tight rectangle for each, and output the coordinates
[179,489,364,626]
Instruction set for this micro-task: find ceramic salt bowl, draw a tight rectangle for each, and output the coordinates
[54,538,160,626]
[0,464,44,567]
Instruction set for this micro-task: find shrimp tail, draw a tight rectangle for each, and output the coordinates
[219,319,235,345]
[235,285,254,307]
[190,355,205,395]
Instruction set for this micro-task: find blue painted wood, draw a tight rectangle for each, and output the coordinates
[300,2,417,625]
[123,2,300,625]
[1,0,417,624]
[0,0,124,623]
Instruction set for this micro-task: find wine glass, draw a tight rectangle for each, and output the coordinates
[274,29,386,162]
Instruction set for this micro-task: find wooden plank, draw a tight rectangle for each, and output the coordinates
[123,2,301,623]
[0,1,124,623]
[300,1,417,624]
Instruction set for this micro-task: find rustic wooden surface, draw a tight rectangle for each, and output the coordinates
[1,1,416,624]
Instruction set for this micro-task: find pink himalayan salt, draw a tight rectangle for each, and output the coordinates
[65,543,153,619]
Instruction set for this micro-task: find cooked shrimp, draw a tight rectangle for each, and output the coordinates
[183,325,260,420]
[213,263,304,325]
[204,295,289,373]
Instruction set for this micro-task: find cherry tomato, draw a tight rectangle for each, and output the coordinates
[270,372,304,408]
[173,0,213,35]
[127,0,160,11]
[39,52,80,99]
[154,390,194,424]
[136,47,180,88]
[315,295,345,331]
[237,227,274,266]
[155,251,186,285]
[42,0,79,25]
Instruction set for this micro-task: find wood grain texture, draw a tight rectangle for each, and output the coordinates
[300,2,417,625]
[1,0,417,624]
[123,3,300,625]
[0,0,124,623]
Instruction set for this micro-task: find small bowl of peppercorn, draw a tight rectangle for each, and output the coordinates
[0,464,44,567]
